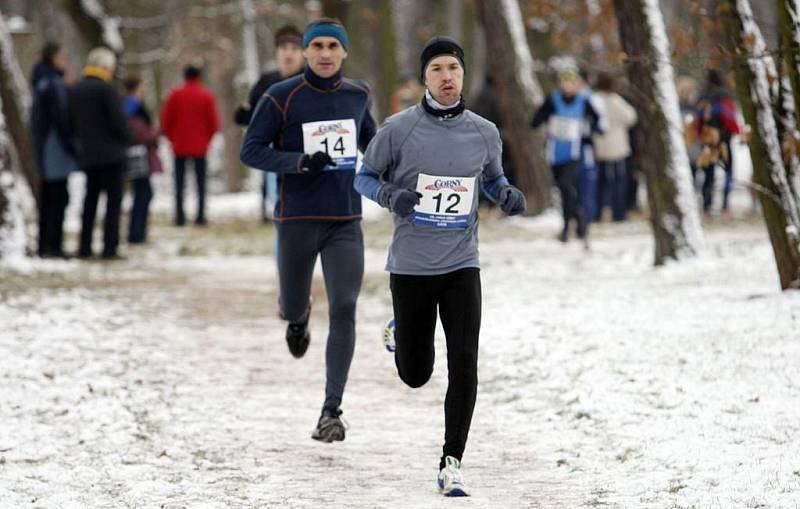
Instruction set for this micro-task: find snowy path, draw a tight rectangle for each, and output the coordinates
[1,213,799,508]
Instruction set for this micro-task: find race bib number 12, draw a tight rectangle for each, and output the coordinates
[302,118,358,170]
[411,173,476,229]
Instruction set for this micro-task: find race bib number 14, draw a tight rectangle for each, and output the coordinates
[302,119,358,170]
[411,173,476,229]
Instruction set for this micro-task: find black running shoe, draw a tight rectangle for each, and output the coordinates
[311,409,346,443]
[286,322,310,358]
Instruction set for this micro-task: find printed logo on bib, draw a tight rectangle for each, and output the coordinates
[548,116,582,141]
[411,173,476,229]
[302,119,357,170]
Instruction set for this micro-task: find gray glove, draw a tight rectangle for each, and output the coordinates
[378,184,422,217]
[500,185,526,216]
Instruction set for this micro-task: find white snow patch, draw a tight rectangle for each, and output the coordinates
[1,216,799,507]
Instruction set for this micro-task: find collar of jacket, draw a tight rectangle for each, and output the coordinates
[32,62,63,84]
[83,66,113,82]
[304,67,343,92]
[421,92,465,120]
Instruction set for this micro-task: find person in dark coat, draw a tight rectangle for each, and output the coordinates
[69,47,131,260]
[235,24,305,223]
[30,42,77,258]
[123,76,162,244]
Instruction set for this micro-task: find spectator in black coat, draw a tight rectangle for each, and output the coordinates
[234,24,304,222]
[30,42,77,258]
[69,47,131,260]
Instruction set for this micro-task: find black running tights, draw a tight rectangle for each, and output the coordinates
[390,268,481,471]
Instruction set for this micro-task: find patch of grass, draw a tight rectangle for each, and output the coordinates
[586,488,610,507]
[615,447,638,463]
[668,478,687,494]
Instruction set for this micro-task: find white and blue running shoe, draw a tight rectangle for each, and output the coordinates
[382,317,396,353]
[437,456,470,497]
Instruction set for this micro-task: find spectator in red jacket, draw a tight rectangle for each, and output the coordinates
[694,69,741,212]
[160,65,220,226]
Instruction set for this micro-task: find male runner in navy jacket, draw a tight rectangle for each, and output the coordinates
[241,18,376,442]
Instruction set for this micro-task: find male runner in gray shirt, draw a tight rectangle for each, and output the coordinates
[355,36,526,497]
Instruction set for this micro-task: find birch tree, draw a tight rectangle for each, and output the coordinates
[722,0,800,289]
[612,0,704,265]
[778,0,800,192]
[62,0,124,54]
[0,10,38,206]
[476,0,551,215]
[0,55,28,260]
[0,130,27,261]
[239,0,260,86]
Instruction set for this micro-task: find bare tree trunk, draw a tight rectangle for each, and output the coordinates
[723,0,800,289]
[446,0,463,40]
[323,0,350,22]
[613,0,704,265]
[0,9,38,206]
[239,0,260,86]
[476,0,551,215]
[780,1,800,124]
[210,12,242,193]
[391,0,432,77]
[376,0,397,119]
[62,0,124,53]
[0,131,28,261]
[0,14,30,259]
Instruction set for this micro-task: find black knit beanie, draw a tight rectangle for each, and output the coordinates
[420,36,465,81]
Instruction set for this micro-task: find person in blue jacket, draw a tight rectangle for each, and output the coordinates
[30,42,77,258]
[240,18,376,443]
[531,67,601,244]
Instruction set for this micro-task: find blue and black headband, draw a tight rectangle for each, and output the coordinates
[303,22,349,51]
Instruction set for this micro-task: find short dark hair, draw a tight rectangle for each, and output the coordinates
[123,75,142,93]
[184,65,201,80]
[596,72,615,92]
[708,69,724,87]
[274,24,302,47]
[41,42,61,65]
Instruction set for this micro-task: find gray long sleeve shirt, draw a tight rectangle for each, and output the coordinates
[356,103,509,276]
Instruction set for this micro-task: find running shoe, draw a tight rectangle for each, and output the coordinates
[286,322,310,358]
[382,317,396,353]
[437,456,470,497]
[311,408,346,443]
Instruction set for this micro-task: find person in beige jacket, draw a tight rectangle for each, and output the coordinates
[592,72,638,221]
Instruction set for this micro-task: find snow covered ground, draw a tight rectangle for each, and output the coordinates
[1,189,799,508]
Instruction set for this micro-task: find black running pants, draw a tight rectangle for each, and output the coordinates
[276,220,364,415]
[390,268,481,470]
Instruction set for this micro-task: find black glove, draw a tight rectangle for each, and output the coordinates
[233,105,251,126]
[379,184,421,217]
[299,151,336,174]
[500,185,526,216]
